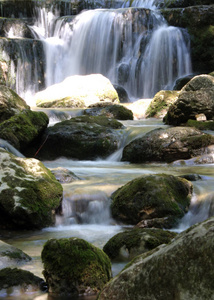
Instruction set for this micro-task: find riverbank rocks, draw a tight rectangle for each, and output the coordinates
[0,109,49,152]
[84,103,133,120]
[122,126,214,163]
[164,75,214,125]
[0,148,63,229]
[28,115,123,160]
[35,74,119,108]
[0,268,47,296]
[110,174,192,228]
[98,216,214,300]
[0,240,31,269]
[103,228,177,261]
[0,85,29,123]
[145,90,179,118]
[41,237,112,296]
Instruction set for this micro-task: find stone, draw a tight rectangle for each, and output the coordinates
[98,217,214,300]
[122,126,214,163]
[35,74,119,108]
[41,237,112,296]
[50,167,81,184]
[110,174,192,227]
[0,148,63,229]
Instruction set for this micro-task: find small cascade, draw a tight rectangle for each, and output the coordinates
[121,0,156,9]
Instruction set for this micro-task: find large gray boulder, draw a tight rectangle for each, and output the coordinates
[122,126,214,163]
[0,148,63,229]
[164,75,214,125]
[98,216,214,300]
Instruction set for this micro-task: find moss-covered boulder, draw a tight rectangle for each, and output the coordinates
[98,216,214,300]
[27,115,123,160]
[35,74,119,108]
[0,85,29,123]
[145,90,179,119]
[103,228,177,261]
[164,75,214,125]
[0,148,63,229]
[41,237,112,296]
[110,174,192,227]
[122,126,214,163]
[0,240,31,269]
[0,268,47,296]
[0,109,49,152]
[187,119,214,131]
[84,103,133,120]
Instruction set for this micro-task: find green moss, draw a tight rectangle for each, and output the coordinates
[69,115,123,129]
[1,250,31,261]
[187,119,214,131]
[182,133,214,150]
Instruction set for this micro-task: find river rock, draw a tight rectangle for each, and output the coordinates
[0,240,31,269]
[0,85,29,123]
[98,216,214,300]
[35,74,119,108]
[103,228,176,261]
[50,167,81,184]
[41,237,112,296]
[28,115,123,160]
[84,103,133,120]
[164,75,214,125]
[145,90,179,118]
[0,18,34,38]
[113,85,130,103]
[122,126,214,163]
[0,268,47,296]
[0,148,63,229]
[0,109,49,152]
[187,119,214,131]
[110,174,192,227]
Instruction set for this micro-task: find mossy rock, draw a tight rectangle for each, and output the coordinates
[103,228,177,261]
[0,109,49,151]
[84,103,133,120]
[145,90,179,118]
[0,148,63,230]
[0,267,46,292]
[110,174,192,227]
[41,237,112,296]
[187,119,214,131]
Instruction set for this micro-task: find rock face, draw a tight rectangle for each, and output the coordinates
[122,126,214,163]
[164,75,214,125]
[84,103,133,120]
[0,240,31,269]
[0,109,49,151]
[103,228,177,261]
[41,237,112,296]
[0,18,34,38]
[110,174,192,227]
[98,216,214,300]
[145,90,179,119]
[0,85,29,123]
[0,148,63,229]
[35,74,119,108]
[29,116,123,161]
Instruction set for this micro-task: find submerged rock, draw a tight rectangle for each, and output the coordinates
[0,148,63,230]
[103,228,176,261]
[50,167,81,184]
[0,109,49,152]
[29,115,123,160]
[41,237,112,296]
[98,216,214,300]
[110,174,192,228]
[122,126,214,163]
[35,74,119,108]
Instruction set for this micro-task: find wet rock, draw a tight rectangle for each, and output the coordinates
[84,103,133,120]
[164,75,214,125]
[110,174,192,227]
[145,90,179,118]
[122,126,214,163]
[0,18,34,38]
[41,237,112,296]
[173,74,195,90]
[0,240,31,269]
[113,85,130,103]
[179,174,202,181]
[29,115,123,161]
[0,109,49,152]
[51,167,81,184]
[0,148,63,230]
[35,74,119,108]
[98,217,214,300]
[187,119,214,131]
[0,85,29,123]
[103,228,176,261]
